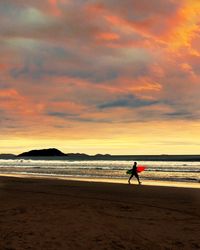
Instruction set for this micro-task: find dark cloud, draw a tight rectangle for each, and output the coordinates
[47,111,111,123]
[164,111,199,120]
[46,111,79,118]
[97,94,159,109]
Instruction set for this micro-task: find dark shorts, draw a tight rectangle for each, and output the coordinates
[130,172,138,177]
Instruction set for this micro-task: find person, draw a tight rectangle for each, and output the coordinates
[128,162,141,185]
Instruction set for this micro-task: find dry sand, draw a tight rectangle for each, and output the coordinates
[0,176,200,250]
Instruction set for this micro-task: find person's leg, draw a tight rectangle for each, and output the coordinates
[135,173,141,184]
[128,174,133,184]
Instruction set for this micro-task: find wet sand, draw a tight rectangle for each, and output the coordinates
[0,176,200,250]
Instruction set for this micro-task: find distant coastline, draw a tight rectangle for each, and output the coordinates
[1,148,200,161]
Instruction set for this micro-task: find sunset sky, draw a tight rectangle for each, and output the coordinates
[1,0,200,155]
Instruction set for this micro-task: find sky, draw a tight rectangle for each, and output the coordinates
[1,0,200,155]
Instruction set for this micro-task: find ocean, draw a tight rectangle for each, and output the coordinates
[0,158,200,184]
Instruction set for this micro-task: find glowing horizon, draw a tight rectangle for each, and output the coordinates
[1,0,200,155]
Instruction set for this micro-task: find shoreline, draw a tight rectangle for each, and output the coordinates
[0,173,199,189]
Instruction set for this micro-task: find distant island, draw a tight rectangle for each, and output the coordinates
[1,148,200,161]
[0,154,16,159]
[18,148,66,157]
[17,148,109,159]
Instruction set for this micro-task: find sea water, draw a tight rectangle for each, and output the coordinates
[0,158,200,184]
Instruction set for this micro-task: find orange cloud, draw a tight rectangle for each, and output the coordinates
[86,3,105,14]
[0,88,45,122]
[104,14,131,32]
[95,32,120,41]
[48,0,62,16]
[0,89,19,98]
[102,0,200,54]
[161,1,200,51]
[0,63,8,71]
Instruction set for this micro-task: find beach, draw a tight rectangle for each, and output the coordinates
[0,176,200,250]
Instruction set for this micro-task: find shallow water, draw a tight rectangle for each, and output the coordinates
[0,158,200,184]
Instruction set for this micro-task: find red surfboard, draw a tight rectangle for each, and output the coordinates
[137,166,146,173]
[126,166,146,174]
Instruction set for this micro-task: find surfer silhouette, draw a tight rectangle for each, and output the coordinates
[128,162,141,185]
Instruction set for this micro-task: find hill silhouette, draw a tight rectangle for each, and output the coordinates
[0,154,16,159]
[18,148,66,157]
[16,148,200,161]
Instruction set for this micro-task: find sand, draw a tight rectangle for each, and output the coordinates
[0,176,200,250]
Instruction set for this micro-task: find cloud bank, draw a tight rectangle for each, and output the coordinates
[1,0,200,153]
